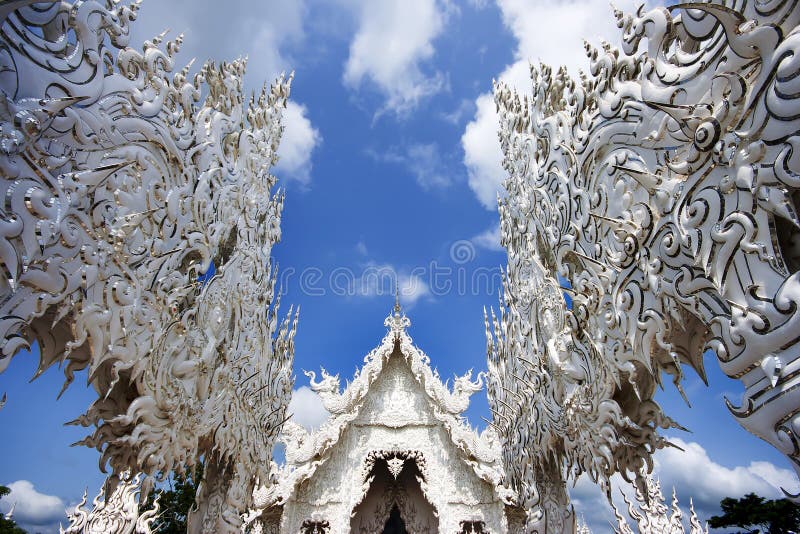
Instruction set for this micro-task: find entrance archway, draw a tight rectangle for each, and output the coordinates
[350,453,438,534]
[382,505,406,534]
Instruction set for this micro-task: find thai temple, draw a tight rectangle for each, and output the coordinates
[2,0,799,532]
[244,301,526,533]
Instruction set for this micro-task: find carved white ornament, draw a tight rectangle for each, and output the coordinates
[3,502,14,521]
[60,472,159,534]
[612,472,708,534]
[0,1,297,532]
[386,457,405,479]
[246,309,517,533]
[487,0,800,531]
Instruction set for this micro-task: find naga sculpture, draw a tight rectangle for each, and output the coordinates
[487,0,800,530]
[0,1,297,532]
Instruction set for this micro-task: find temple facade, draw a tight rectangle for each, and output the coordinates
[245,305,524,533]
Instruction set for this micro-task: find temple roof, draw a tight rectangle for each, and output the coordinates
[251,306,512,511]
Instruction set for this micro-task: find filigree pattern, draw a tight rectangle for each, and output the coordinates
[307,308,483,418]
[0,2,297,532]
[459,520,488,533]
[362,450,428,482]
[60,473,159,534]
[487,0,800,530]
[300,514,331,534]
[284,309,499,472]
[246,309,515,533]
[612,472,707,534]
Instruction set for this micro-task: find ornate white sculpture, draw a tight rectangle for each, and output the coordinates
[3,502,14,522]
[575,518,590,534]
[0,1,297,531]
[60,473,160,534]
[487,0,800,530]
[613,472,707,534]
[246,305,519,533]
[569,473,708,534]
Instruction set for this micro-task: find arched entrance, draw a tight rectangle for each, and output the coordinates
[382,505,406,533]
[350,452,438,534]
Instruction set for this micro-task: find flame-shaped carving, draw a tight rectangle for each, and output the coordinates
[60,472,159,534]
[0,1,297,531]
[613,472,707,534]
[487,0,800,531]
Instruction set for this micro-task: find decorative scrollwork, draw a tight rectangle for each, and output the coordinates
[245,309,513,533]
[362,449,428,483]
[459,519,488,533]
[300,515,331,534]
[60,472,159,534]
[487,0,800,530]
[0,1,298,531]
[612,472,708,534]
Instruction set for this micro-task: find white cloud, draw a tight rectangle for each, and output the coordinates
[654,438,799,512]
[462,93,504,210]
[367,143,451,191]
[749,460,800,493]
[287,386,329,431]
[440,98,474,125]
[127,1,321,188]
[0,480,65,527]
[472,223,502,251]
[497,0,624,78]
[569,438,800,532]
[275,101,322,186]
[353,263,431,307]
[405,143,451,190]
[461,0,633,210]
[398,272,431,306]
[356,240,369,256]
[568,473,619,531]
[343,0,451,116]
[128,0,307,93]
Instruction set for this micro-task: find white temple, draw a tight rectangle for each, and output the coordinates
[3,0,798,531]
[245,301,525,533]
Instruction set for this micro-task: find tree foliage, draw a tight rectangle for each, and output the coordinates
[0,485,26,534]
[141,464,203,534]
[708,493,800,534]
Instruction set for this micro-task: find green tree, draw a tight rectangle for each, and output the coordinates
[0,485,26,534]
[141,463,203,534]
[708,492,800,534]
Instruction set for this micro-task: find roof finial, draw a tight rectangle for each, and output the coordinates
[394,281,401,315]
[385,279,410,334]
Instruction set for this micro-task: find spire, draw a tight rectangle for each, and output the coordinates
[394,282,401,315]
[385,282,410,336]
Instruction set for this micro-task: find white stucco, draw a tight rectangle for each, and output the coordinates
[246,308,522,533]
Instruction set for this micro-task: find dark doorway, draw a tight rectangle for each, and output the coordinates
[382,505,407,534]
[350,457,437,533]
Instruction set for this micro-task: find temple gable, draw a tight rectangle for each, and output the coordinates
[356,351,437,428]
[245,307,520,533]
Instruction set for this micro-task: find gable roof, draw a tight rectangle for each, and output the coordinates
[252,308,513,511]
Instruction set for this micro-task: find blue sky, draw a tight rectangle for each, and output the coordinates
[0,0,797,532]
